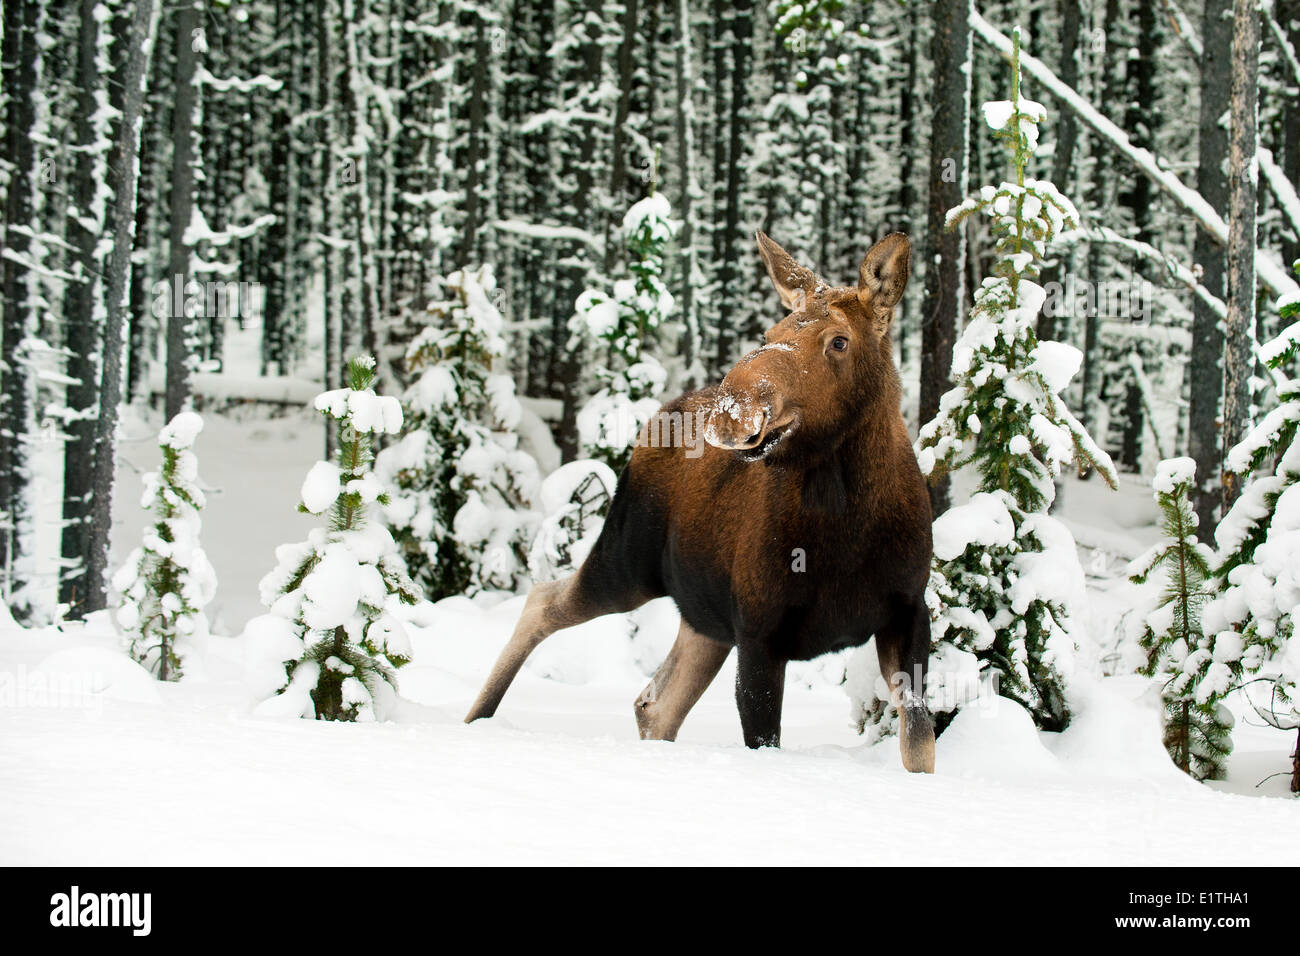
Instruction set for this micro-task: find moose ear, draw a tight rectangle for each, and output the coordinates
[857,233,911,319]
[756,231,819,311]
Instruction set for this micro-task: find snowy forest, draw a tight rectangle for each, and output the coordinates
[2,0,1300,867]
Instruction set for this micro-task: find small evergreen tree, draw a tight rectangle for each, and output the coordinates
[1204,271,1300,788]
[573,186,677,472]
[112,412,216,681]
[913,29,1117,731]
[376,266,540,599]
[1129,458,1233,780]
[260,356,420,721]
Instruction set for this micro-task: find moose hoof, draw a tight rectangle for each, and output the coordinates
[634,685,681,741]
[900,704,936,774]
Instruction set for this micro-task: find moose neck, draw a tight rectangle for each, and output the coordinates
[793,382,904,516]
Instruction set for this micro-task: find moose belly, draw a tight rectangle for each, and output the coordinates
[662,531,889,660]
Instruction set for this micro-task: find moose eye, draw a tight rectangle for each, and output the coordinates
[830,336,849,352]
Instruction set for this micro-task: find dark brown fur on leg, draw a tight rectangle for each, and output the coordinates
[635,621,731,741]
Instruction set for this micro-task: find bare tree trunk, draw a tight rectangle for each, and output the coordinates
[896,0,921,366]
[920,0,971,517]
[711,0,753,373]
[82,0,160,616]
[1222,0,1259,512]
[673,0,702,383]
[59,0,112,611]
[1189,0,1232,539]
[0,0,38,602]
[165,0,201,421]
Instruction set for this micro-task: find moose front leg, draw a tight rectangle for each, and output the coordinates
[735,642,786,748]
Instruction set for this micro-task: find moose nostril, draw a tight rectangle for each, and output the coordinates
[744,431,762,446]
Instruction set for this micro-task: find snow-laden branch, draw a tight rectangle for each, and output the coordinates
[183,210,276,248]
[972,8,1299,300]
[195,67,283,94]
[1058,226,1225,318]
[493,219,601,249]
[1160,0,1203,58]
[1061,225,1289,394]
[1260,148,1300,239]
[1263,0,1300,91]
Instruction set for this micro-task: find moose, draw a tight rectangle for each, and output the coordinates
[465,231,936,772]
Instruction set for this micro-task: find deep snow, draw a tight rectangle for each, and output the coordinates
[1,584,1296,865]
[2,369,1294,865]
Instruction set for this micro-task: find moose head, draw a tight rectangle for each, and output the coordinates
[705,232,911,463]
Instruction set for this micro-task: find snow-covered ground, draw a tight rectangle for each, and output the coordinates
[2,383,1295,865]
[2,594,1296,865]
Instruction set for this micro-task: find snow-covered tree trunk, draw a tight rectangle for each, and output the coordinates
[1221,0,1259,511]
[0,0,39,606]
[59,0,116,612]
[82,0,161,616]
[1189,0,1232,538]
[672,0,703,385]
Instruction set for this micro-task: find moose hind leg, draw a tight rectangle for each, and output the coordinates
[465,575,643,722]
[635,620,731,741]
[875,602,935,773]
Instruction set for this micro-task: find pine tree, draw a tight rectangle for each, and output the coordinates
[1129,458,1233,780]
[112,413,216,681]
[573,186,678,472]
[915,29,1118,732]
[259,356,419,721]
[1204,277,1300,784]
[376,266,540,599]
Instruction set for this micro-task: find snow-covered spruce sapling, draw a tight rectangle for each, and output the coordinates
[1129,458,1233,780]
[572,186,677,473]
[912,29,1117,732]
[1204,273,1300,791]
[113,412,216,680]
[375,266,540,599]
[260,356,420,721]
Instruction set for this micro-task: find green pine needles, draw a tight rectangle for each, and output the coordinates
[113,412,216,681]
[915,28,1117,732]
[260,356,422,722]
[1130,458,1233,780]
[1203,267,1300,788]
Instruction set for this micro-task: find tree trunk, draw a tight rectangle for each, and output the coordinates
[1221,0,1259,512]
[59,0,112,611]
[82,0,159,615]
[895,0,921,365]
[712,0,753,372]
[0,0,39,604]
[1189,0,1232,539]
[920,0,972,517]
[673,0,702,383]
[165,0,201,421]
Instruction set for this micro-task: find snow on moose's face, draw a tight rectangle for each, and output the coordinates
[704,292,871,462]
